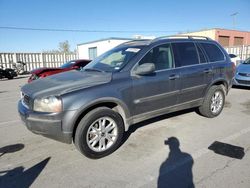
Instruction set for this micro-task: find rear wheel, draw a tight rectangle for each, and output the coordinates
[198,85,225,118]
[74,107,124,159]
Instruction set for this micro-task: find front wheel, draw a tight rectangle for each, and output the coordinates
[198,85,225,118]
[74,107,124,159]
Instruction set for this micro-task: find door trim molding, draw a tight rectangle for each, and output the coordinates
[133,90,180,104]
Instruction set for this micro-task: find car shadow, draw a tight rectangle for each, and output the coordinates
[0,157,51,188]
[232,85,250,90]
[0,76,29,81]
[0,143,24,157]
[157,137,194,188]
[121,108,196,146]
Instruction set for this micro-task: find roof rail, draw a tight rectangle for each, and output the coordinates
[152,35,212,43]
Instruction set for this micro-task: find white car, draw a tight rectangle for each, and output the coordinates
[229,54,242,66]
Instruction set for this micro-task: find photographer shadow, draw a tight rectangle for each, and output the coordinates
[158,137,194,188]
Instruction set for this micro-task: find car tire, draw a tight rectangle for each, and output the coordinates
[198,85,225,118]
[6,74,14,79]
[7,76,14,79]
[74,107,125,159]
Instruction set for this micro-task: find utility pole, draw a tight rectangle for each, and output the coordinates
[230,12,238,29]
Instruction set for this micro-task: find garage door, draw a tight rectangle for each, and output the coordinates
[218,36,230,47]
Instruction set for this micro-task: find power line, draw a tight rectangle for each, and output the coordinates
[0,26,180,33]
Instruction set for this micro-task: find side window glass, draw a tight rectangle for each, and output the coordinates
[197,45,207,63]
[200,43,225,62]
[78,61,88,68]
[139,44,173,71]
[172,42,199,67]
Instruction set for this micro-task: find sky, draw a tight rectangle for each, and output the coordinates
[0,0,250,52]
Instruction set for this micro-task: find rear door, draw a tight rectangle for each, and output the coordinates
[171,42,213,104]
[199,42,227,83]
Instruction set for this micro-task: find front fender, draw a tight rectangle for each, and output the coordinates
[64,97,132,134]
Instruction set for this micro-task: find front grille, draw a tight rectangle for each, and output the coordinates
[23,95,30,105]
[238,72,250,77]
[236,79,250,85]
[21,93,31,108]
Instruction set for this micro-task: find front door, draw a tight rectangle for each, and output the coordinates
[131,43,181,118]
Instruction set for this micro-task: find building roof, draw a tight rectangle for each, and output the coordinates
[77,37,133,46]
[181,28,250,34]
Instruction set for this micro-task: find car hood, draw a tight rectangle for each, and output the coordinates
[22,70,112,98]
[31,67,63,75]
[237,63,250,73]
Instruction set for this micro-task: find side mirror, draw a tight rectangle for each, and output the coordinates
[134,63,155,75]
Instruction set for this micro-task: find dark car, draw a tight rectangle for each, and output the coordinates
[233,57,250,87]
[18,36,234,159]
[28,59,91,83]
[0,66,17,79]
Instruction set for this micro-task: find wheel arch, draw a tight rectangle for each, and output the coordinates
[72,98,131,141]
[208,79,229,95]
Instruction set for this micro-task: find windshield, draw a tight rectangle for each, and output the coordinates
[243,58,250,64]
[83,46,141,72]
[60,61,76,68]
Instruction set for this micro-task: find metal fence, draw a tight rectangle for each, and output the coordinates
[0,52,78,72]
[224,45,250,60]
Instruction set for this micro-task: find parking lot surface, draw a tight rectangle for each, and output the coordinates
[0,77,250,188]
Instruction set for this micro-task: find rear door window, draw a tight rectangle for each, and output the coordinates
[200,43,225,62]
[172,42,199,67]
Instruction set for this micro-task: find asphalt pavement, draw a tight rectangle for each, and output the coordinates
[0,76,250,188]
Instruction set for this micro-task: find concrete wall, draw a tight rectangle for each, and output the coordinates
[77,39,130,59]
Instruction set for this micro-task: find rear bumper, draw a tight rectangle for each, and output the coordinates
[18,100,72,143]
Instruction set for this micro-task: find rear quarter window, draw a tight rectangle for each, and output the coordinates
[200,43,225,62]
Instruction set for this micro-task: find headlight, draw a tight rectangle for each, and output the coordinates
[33,96,62,112]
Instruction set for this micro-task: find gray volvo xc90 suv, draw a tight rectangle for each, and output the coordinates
[18,36,234,158]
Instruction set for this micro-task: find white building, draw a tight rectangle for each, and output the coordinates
[77,37,132,60]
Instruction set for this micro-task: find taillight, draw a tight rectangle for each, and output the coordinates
[231,62,236,74]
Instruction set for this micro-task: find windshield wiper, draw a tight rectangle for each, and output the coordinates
[84,68,104,72]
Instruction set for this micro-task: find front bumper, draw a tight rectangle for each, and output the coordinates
[18,100,72,143]
[233,75,250,87]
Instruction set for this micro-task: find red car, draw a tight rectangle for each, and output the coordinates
[28,59,91,83]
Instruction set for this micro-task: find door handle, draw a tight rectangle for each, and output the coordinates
[204,69,212,74]
[169,74,180,80]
